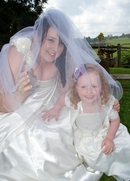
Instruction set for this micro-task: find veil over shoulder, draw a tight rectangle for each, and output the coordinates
[0,8,123,181]
[0,8,122,111]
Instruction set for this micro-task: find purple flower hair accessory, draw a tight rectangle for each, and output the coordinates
[74,64,86,82]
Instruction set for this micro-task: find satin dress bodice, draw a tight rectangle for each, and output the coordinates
[73,102,130,180]
[0,76,89,181]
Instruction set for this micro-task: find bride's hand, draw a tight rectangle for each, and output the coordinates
[17,72,32,96]
[113,100,120,112]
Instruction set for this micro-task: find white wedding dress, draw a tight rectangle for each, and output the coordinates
[72,96,130,181]
[0,38,89,181]
[0,75,91,181]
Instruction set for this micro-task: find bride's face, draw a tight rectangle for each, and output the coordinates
[39,27,64,63]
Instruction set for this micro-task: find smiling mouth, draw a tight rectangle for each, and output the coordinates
[48,51,56,57]
[85,95,94,99]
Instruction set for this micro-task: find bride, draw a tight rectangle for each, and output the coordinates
[0,8,120,181]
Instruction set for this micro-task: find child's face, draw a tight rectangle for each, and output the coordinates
[76,71,102,105]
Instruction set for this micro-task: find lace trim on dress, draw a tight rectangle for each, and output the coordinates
[10,37,32,68]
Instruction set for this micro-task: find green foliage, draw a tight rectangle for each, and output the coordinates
[121,50,130,67]
[119,80,130,133]
[0,0,48,48]
[97,32,104,42]
[100,174,116,181]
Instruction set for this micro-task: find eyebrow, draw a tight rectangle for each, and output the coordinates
[47,36,56,40]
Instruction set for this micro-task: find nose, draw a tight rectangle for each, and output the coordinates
[86,85,93,93]
[51,42,57,51]
[52,41,60,52]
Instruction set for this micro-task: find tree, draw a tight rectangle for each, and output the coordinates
[97,32,104,47]
[121,50,130,67]
[97,32,105,60]
[0,0,48,48]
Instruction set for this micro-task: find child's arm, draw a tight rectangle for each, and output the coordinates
[42,93,66,121]
[101,116,120,155]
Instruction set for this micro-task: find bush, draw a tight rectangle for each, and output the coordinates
[121,50,130,67]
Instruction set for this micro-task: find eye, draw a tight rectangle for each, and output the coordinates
[92,85,97,88]
[81,86,86,88]
[47,38,54,43]
[59,41,64,46]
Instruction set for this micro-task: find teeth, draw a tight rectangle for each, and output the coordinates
[85,96,93,98]
[48,52,55,56]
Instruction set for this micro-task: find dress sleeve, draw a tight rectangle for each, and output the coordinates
[10,37,31,54]
[108,95,119,121]
[10,37,32,68]
[109,109,119,120]
[65,92,72,108]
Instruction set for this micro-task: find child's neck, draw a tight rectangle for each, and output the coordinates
[81,101,102,113]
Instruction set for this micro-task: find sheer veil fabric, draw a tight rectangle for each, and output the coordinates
[0,8,122,111]
[0,8,123,181]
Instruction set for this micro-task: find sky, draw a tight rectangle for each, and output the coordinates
[44,0,130,38]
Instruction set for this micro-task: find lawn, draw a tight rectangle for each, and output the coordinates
[90,37,130,46]
[110,67,130,74]
[99,67,130,181]
[106,37,130,46]
[110,68,130,133]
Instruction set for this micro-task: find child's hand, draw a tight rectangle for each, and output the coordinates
[42,107,60,122]
[101,137,116,155]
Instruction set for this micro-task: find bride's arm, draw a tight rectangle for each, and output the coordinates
[9,46,32,101]
[0,46,32,112]
[112,100,120,112]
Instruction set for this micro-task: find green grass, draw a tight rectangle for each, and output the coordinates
[91,37,130,46]
[100,175,116,181]
[110,67,130,74]
[106,37,130,46]
[109,68,130,131]
[99,68,130,180]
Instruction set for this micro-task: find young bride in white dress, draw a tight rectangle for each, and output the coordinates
[0,8,120,181]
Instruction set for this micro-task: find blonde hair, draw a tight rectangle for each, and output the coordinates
[69,63,110,109]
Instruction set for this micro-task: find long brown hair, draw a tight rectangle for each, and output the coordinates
[36,18,67,87]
